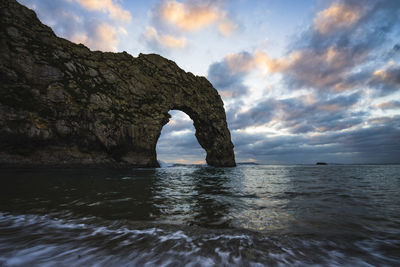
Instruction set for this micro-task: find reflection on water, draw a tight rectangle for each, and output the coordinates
[1,165,400,266]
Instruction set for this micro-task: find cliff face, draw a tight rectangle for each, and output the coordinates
[0,0,236,168]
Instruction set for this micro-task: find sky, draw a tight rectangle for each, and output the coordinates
[18,0,400,164]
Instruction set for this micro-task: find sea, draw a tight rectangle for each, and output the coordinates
[0,164,399,266]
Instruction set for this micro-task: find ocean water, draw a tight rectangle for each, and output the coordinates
[0,164,399,266]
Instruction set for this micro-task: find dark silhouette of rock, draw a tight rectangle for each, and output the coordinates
[0,0,236,168]
[316,162,327,165]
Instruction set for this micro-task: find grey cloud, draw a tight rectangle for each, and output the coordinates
[161,120,194,134]
[376,100,400,110]
[284,0,400,92]
[158,112,194,134]
[384,44,400,61]
[227,92,362,133]
[228,99,275,130]
[207,56,250,99]
[157,130,205,157]
[233,117,400,164]
[369,66,400,95]
[156,111,205,160]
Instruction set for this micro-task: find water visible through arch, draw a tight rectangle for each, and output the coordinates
[156,110,206,166]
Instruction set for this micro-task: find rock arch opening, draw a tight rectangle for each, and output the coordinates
[156,110,206,166]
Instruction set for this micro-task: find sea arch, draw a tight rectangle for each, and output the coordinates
[119,54,236,167]
[0,0,235,168]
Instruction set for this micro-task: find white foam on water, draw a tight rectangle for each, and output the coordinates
[1,211,399,266]
[2,245,57,266]
[158,230,192,243]
[205,234,251,241]
[214,247,230,262]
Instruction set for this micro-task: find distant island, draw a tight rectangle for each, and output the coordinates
[316,162,327,165]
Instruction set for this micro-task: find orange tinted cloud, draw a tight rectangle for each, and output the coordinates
[373,69,387,79]
[314,3,362,34]
[254,51,292,73]
[225,53,256,73]
[317,103,341,112]
[372,65,400,88]
[71,23,118,51]
[95,23,119,51]
[145,26,187,49]
[222,45,367,91]
[218,19,237,36]
[160,0,236,35]
[375,101,400,109]
[223,51,290,74]
[263,46,367,91]
[70,33,88,46]
[76,0,131,22]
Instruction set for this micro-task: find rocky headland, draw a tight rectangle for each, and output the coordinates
[0,0,236,168]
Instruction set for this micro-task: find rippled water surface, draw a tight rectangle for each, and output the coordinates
[1,165,399,266]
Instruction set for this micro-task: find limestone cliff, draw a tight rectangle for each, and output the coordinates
[0,0,236,168]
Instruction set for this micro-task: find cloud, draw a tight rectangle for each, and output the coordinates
[144,0,237,52]
[228,99,276,130]
[159,118,194,135]
[226,89,398,164]
[284,47,369,91]
[211,44,369,91]
[369,65,400,95]
[18,0,130,52]
[285,0,400,92]
[232,118,400,164]
[227,91,362,133]
[213,0,400,94]
[210,45,368,92]
[217,19,237,36]
[160,0,218,30]
[158,0,237,36]
[144,26,186,49]
[207,53,251,99]
[206,50,290,98]
[313,2,363,34]
[70,22,120,51]
[75,0,131,22]
[222,52,256,73]
[214,50,289,75]
[156,128,206,162]
[156,111,206,162]
[375,100,400,110]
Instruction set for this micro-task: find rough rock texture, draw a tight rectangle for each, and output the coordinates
[0,0,236,168]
